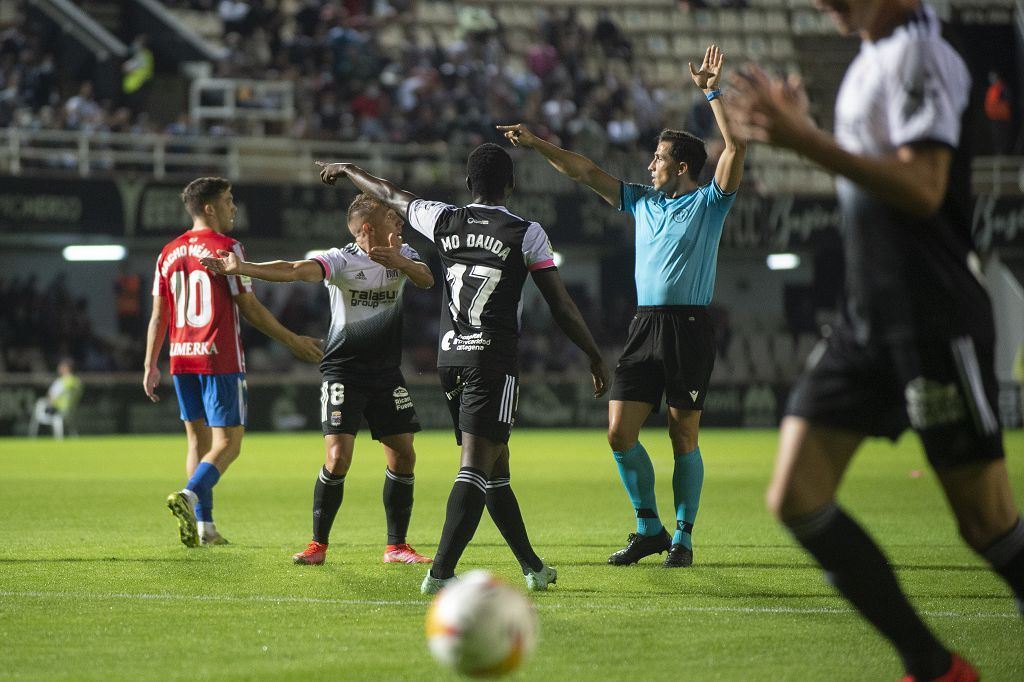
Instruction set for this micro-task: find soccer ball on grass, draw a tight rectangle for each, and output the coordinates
[425,570,539,677]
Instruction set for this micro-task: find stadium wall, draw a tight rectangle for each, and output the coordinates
[1,378,1021,438]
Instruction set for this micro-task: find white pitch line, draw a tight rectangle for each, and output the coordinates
[0,591,1018,620]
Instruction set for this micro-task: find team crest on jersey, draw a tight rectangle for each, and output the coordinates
[392,387,413,410]
[330,410,342,427]
[386,268,399,279]
[672,208,691,222]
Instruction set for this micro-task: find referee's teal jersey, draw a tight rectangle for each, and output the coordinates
[620,179,736,306]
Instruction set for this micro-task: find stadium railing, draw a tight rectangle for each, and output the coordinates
[2,128,1021,195]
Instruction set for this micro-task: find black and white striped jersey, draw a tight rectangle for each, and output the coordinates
[311,242,421,374]
[832,2,986,343]
[406,200,556,374]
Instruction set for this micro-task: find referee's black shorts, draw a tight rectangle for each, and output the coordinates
[610,305,716,412]
[785,322,1004,470]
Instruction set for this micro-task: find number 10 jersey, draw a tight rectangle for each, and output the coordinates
[406,200,556,374]
[152,228,252,375]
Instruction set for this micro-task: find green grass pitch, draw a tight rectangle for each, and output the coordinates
[1,429,1021,680]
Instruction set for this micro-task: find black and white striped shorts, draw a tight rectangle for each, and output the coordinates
[438,366,519,445]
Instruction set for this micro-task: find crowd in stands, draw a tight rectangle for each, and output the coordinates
[0,1,733,162]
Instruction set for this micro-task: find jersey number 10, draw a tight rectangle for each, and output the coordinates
[169,270,213,328]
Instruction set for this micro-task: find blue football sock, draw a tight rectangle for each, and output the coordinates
[672,447,704,549]
[186,461,221,523]
[612,441,662,537]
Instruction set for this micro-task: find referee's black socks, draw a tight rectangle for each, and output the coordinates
[486,477,543,574]
[784,503,951,680]
[431,467,487,580]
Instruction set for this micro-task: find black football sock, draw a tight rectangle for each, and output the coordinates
[312,466,345,544]
[431,467,487,580]
[980,515,1024,616]
[785,503,950,680]
[383,468,415,545]
[485,477,543,574]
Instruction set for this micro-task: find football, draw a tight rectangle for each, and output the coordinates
[424,570,540,677]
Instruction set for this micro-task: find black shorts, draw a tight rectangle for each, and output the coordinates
[319,368,421,440]
[610,306,716,412]
[438,366,519,445]
[785,323,1004,470]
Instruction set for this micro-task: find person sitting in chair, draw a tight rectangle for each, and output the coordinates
[28,358,83,438]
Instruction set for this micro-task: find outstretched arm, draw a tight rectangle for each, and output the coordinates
[497,124,621,207]
[531,269,609,398]
[730,65,950,218]
[201,249,324,283]
[316,161,418,216]
[690,44,747,193]
[233,292,323,364]
[142,295,169,402]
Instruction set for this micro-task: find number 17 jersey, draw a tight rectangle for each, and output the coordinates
[152,228,252,375]
[407,200,556,374]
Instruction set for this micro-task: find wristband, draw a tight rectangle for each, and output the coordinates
[706,89,722,102]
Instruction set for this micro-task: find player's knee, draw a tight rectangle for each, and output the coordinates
[324,449,352,475]
[955,512,1012,552]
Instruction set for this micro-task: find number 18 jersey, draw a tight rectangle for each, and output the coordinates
[407,200,556,374]
[152,228,252,375]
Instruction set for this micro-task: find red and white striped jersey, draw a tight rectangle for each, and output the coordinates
[152,228,252,374]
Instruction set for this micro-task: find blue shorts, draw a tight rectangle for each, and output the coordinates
[173,373,248,428]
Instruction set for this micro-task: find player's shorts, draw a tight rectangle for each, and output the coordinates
[610,306,716,412]
[439,366,518,445]
[785,323,1004,470]
[319,368,421,440]
[173,373,247,428]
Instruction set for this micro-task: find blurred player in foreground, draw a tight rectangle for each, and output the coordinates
[730,2,1023,680]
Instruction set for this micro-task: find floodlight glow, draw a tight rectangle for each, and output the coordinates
[62,245,127,261]
[552,251,564,267]
[766,253,800,270]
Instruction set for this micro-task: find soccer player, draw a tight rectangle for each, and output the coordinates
[497,44,746,568]
[145,177,322,547]
[728,2,1024,679]
[316,145,609,594]
[200,193,435,566]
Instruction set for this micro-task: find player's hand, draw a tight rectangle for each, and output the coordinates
[368,233,405,267]
[315,160,349,185]
[496,123,539,149]
[590,357,609,398]
[199,249,239,275]
[729,63,817,150]
[143,366,161,403]
[689,44,724,91]
[289,335,324,364]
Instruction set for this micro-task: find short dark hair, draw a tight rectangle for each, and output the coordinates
[346,193,385,229]
[658,129,707,181]
[180,177,231,217]
[466,143,514,198]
